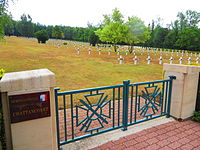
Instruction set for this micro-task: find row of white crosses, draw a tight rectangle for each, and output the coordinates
[117,55,199,65]
[75,45,200,61]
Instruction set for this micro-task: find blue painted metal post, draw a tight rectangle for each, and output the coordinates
[54,88,61,150]
[122,80,130,131]
[166,76,176,118]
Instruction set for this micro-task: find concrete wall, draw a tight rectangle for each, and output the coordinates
[0,69,57,150]
[163,64,200,119]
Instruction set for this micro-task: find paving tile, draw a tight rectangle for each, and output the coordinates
[123,139,138,148]
[146,137,159,145]
[186,134,199,141]
[167,135,180,143]
[157,139,171,147]
[178,137,191,144]
[189,139,200,147]
[168,141,182,149]
[160,146,173,150]
[133,141,149,149]
[145,143,161,150]
[134,135,148,143]
[180,143,194,150]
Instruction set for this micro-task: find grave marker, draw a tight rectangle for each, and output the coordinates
[159,56,163,64]
[188,57,192,64]
[179,57,183,64]
[147,56,151,64]
[133,56,138,65]
[98,49,101,55]
[169,57,173,64]
[118,55,123,64]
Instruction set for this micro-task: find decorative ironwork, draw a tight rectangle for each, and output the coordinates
[138,85,162,117]
[76,93,111,133]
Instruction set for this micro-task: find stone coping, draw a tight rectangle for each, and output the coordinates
[0,69,55,92]
[163,63,200,73]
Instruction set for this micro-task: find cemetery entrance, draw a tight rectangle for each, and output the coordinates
[55,76,175,149]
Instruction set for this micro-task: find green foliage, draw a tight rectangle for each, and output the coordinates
[34,30,49,43]
[95,8,127,52]
[192,111,200,122]
[175,27,200,50]
[63,42,67,45]
[163,30,177,48]
[0,69,5,78]
[125,16,150,53]
[0,0,10,39]
[177,10,200,30]
[152,27,169,48]
[144,10,200,50]
[52,25,65,39]
[16,14,34,37]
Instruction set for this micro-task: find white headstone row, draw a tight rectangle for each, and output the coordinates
[116,56,200,65]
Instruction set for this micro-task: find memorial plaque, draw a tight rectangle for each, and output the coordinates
[9,91,50,123]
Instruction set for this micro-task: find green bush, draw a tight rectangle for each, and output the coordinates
[34,30,49,44]
[0,69,5,79]
[63,42,68,45]
[192,111,200,122]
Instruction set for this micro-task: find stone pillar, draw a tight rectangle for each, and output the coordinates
[163,64,200,120]
[0,69,57,150]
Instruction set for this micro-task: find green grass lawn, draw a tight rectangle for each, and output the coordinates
[0,37,165,91]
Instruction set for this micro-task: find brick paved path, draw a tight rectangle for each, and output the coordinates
[59,98,162,142]
[90,120,200,150]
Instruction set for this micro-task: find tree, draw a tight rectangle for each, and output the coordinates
[34,30,49,43]
[52,25,65,39]
[125,16,150,53]
[95,8,127,52]
[177,10,200,30]
[17,14,34,37]
[0,0,10,38]
[175,27,200,50]
[151,27,169,48]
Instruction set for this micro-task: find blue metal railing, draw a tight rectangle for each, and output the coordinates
[55,76,176,149]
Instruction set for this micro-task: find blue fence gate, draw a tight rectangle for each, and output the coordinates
[55,76,176,149]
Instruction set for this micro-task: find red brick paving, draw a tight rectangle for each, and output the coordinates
[91,120,200,150]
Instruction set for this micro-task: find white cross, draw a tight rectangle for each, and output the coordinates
[98,49,101,55]
[118,55,123,64]
[108,49,111,55]
[179,57,183,64]
[77,48,80,54]
[188,57,192,64]
[133,56,138,65]
[147,56,151,64]
[169,57,173,64]
[159,56,163,65]
[88,48,91,55]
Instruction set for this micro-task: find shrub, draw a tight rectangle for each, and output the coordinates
[192,111,200,122]
[0,69,5,79]
[63,42,68,45]
[34,30,49,43]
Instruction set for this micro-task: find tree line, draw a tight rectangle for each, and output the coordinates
[1,3,200,51]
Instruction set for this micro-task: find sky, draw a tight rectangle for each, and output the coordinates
[8,0,200,27]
